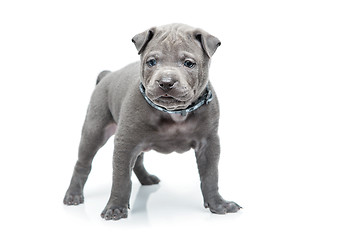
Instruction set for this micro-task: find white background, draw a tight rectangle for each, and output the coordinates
[1,0,359,239]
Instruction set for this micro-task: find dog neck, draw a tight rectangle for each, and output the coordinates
[169,113,188,122]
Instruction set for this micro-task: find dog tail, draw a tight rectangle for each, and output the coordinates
[96,70,111,85]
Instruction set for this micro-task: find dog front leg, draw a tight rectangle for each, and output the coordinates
[101,136,139,220]
[195,134,241,214]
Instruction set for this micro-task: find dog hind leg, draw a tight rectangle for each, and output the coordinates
[133,153,160,185]
[64,90,116,205]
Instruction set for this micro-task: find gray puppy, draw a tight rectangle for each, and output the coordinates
[64,23,241,220]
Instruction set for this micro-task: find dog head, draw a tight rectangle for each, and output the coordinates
[132,23,220,111]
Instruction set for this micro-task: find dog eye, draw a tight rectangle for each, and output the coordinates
[146,59,157,67]
[184,60,196,68]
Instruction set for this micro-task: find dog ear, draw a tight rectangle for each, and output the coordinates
[194,29,221,58]
[132,28,155,55]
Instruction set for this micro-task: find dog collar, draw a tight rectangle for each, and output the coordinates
[139,83,213,116]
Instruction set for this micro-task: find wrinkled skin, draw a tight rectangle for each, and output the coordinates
[63,23,241,220]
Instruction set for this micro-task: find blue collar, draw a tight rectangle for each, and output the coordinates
[139,83,213,116]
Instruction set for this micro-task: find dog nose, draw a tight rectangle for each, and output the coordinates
[157,78,178,91]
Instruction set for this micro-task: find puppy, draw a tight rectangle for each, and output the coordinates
[64,23,241,220]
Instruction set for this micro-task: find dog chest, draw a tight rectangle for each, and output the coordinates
[147,118,199,153]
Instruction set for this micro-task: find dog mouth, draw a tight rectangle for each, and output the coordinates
[157,93,176,100]
[155,94,183,104]
[143,85,193,110]
[148,93,190,110]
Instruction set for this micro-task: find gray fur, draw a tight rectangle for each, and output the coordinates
[64,23,241,220]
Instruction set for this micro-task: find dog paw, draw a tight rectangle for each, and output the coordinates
[101,206,128,220]
[139,174,160,185]
[204,198,241,214]
[63,192,84,205]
